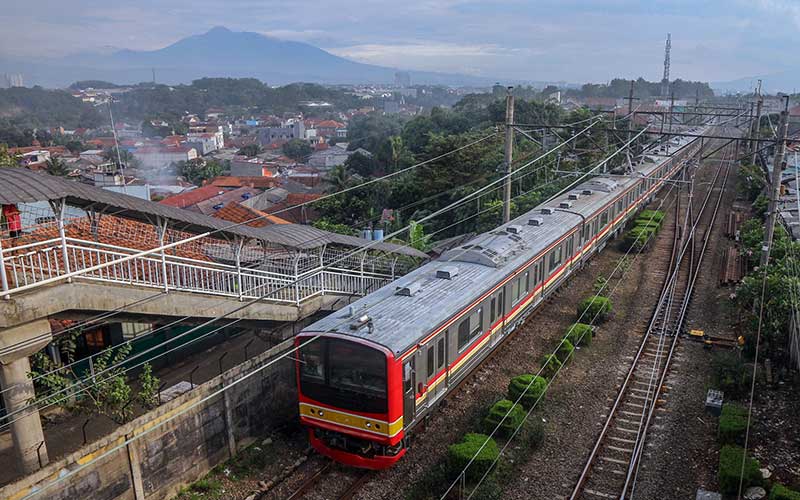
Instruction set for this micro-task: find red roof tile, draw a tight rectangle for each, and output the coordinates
[212,201,288,226]
[159,185,226,208]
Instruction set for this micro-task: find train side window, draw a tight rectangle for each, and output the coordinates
[524,271,530,294]
[457,308,483,350]
[427,345,434,378]
[512,279,521,304]
[437,337,445,369]
[601,210,608,227]
[490,296,497,323]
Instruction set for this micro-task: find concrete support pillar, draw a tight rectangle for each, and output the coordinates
[0,318,52,475]
[0,357,48,474]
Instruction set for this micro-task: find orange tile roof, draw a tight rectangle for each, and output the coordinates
[210,176,278,189]
[212,201,289,227]
[159,185,226,208]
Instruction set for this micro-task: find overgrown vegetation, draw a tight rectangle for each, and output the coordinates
[718,445,762,495]
[718,403,748,445]
[507,374,547,409]
[447,433,500,483]
[566,323,593,347]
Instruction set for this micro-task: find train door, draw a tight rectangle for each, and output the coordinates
[403,358,416,426]
[426,336,448,404]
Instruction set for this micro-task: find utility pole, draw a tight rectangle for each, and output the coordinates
[624,80,639,144]
[503,87,515,224]
[751,80,763,164]
[694,89,700,126]
[761,97,790,266]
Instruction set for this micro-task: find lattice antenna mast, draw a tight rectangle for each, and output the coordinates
[661,33,671,97]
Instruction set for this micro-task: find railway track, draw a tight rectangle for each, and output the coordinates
[281,460,372,500]
[569,142,732,500]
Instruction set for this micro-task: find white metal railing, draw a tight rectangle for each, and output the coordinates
[1,237,392,305]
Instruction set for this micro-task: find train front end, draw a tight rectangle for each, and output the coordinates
[295,333,405,469]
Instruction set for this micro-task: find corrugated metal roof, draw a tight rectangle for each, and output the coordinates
[0,168,426,258]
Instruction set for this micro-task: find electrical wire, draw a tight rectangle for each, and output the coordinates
[15,121,605,499]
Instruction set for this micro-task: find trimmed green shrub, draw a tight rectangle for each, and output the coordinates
[447,433,500,483]
[638,210,665,223]
[634,219,662,231]
[541,354,562,379]
[508,374,547,409]
[557,338,575,363]
[625,225,657,250]
[770,484,800,500]
[719,403,748,445]
[719,445,762,495]
[577,296,612,322]
[566,323,593,347]
[483,399,526,438]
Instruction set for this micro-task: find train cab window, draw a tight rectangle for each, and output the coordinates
[298,338,387,414]
[427,345,435,378]
[437,338,445,369]
[457,308,483,350]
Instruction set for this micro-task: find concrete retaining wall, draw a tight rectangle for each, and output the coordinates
[0,338,297,500]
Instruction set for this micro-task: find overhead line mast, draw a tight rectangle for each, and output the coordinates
[661,33,671,98]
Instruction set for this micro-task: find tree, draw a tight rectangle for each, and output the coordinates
[282,138,313,162]
[326,164,353,191]
[408,220,431,252]
[86,344,134,424]
[178,158,224,185]
[45,157,70,176]
[0,144,20,167]
[103,146,140,171]
[344,151,379,178]
[237,144,263,157]
[137,363,160,410]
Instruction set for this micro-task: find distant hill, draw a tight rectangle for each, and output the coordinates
[712,70,800,94]
[0,27,493,88]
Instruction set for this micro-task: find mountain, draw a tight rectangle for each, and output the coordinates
[712,69,800,94]
[0,27,492,88]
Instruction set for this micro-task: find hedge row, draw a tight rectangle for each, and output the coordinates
[719,403,748,445]
[719,445,762,495]
[447,433,500,483]
[625,209,666,250]
[771,484,800,500]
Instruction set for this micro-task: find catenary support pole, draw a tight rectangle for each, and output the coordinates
[502,87,515,223]
[761,98,790,266]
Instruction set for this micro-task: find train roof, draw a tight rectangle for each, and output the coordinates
[303,126,709,356]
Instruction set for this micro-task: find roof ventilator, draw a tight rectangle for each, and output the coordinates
[559,201,573,209]
[396,281,422,297]
[436,266,459,280]
[568,193,581,200]
[349,314,371,330]
[541,207,555,215]
[506,225,523,235]
[528,217,544,226]
[581,189,594,196]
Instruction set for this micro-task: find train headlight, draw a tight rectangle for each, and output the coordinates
[365,422,371,428]
[318,410,324,416]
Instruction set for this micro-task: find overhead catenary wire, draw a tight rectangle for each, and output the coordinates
[15,120,607,499]
[0,121,606,434]
[441,126,708,500]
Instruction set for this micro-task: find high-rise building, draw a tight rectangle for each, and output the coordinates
[1,73,24,88]
[394,71,411,88]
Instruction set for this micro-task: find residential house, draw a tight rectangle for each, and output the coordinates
[257,121,305,146]
[134,145,198,170]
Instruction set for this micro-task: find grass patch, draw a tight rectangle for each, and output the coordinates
[718,403,748,445]
[718,445,762,495]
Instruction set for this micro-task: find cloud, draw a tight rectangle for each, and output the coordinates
[0,0,795,83]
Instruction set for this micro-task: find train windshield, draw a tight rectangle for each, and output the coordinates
[299,337,388,414]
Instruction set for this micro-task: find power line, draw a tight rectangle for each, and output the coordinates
[16,121,606,499]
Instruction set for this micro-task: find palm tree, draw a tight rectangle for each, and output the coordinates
[45,157,70,176]
[326,165,352,191]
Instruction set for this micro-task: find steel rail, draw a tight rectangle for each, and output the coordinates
[569,130,729,499]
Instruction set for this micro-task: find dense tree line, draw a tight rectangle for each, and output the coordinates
[0,87,104,145]
[566,77,714,99]
[319,96,621,242]
[108,79,364,122]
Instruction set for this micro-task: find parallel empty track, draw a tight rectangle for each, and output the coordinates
[570,140,732,500]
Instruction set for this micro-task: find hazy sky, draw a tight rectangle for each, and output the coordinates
[2,0,797,83]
